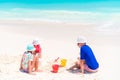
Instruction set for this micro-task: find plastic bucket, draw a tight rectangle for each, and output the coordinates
[60,59,67,67]
[52,64,59,73]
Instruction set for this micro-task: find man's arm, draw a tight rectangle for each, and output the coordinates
[80,60,85,74]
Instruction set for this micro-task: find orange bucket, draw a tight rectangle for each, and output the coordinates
[60,59,67,67]
[52,64,59,73]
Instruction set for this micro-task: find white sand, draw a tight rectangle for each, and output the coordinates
[0,19,119,80]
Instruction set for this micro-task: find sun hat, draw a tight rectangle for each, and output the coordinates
[27,44,35,51]
[77,36,87,43]
[32,38,39,45]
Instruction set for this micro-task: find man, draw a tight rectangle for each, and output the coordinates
[68,36,99,74]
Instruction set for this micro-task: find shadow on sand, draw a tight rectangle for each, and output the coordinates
[66,68,92,74]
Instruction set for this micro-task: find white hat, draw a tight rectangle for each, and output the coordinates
[77,36,87,43]
[33,38,39,45]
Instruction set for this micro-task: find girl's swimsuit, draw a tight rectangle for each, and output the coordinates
[21,52,33,70]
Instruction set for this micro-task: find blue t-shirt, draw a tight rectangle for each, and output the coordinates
[80,45,99,70]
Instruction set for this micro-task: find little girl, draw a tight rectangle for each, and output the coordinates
[20,44,36,75]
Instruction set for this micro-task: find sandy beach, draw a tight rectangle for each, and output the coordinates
[0,19,120,80]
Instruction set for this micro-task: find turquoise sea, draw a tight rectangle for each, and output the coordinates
[0,0,120,24]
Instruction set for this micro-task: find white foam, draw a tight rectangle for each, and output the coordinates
[1,8,120,24]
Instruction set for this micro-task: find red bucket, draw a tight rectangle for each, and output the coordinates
[52,64,59,73]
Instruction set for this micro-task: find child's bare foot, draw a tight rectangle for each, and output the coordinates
[35,69,43,72]
[29,72,36,75]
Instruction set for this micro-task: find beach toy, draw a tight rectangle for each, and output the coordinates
[60,58,67,67]
[52,64,59,73]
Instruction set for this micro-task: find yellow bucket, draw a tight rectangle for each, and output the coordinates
[60,59,67,67]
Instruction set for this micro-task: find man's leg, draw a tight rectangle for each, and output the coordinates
[68,60,80,70]
[84,64,98,73]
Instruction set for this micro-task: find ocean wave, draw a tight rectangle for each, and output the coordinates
[0,8,120,24]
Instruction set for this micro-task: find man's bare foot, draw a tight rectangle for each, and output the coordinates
[66,68,73,71]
